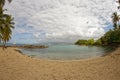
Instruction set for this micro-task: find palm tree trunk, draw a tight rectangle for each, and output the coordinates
[2,41,6,50]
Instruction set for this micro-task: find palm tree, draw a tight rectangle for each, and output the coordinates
[0,0,14,49]
[111,12,120,30]
[0,14,14,48]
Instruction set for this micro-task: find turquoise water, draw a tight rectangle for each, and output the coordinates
[20,45,115,60]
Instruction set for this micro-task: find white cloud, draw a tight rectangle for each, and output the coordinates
[5,0,117,43]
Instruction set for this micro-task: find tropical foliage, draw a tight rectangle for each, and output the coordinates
[75,29,120,46]
[0,0,14,48]
[100,30,120,45]
[75,39,96,45]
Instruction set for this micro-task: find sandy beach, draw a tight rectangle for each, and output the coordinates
[0,47,120,80]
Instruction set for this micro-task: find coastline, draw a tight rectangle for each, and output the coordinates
[0,47,120,80]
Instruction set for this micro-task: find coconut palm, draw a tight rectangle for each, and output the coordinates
[111,12,120,30]
[0,14,14,48]
[0,0,14,49]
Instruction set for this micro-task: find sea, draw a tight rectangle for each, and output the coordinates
[19,44,115,60]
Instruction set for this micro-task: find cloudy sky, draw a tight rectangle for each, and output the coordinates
[5,0,117,44]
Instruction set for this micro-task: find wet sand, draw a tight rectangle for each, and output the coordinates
[0,47,120,80]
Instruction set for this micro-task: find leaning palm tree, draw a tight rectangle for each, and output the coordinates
[111,12,120,30]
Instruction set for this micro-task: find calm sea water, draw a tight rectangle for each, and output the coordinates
[20,45,115,60]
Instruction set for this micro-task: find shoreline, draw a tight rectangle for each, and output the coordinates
[0,47,120,80]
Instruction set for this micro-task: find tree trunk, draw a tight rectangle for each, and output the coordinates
[2,41,6,50]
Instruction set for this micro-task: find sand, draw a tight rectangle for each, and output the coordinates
[0,47,120,80]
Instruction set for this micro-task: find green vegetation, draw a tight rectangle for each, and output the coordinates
[100,30,120,45]
[94,39,102,45]
[75,28,120,46]
[0,0,14,49]
[75,0,120,46]
[75,38,102,46]
[75,39,95,45]
[75,29,120,46]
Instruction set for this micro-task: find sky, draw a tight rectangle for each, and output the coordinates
[5,0,117,44]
